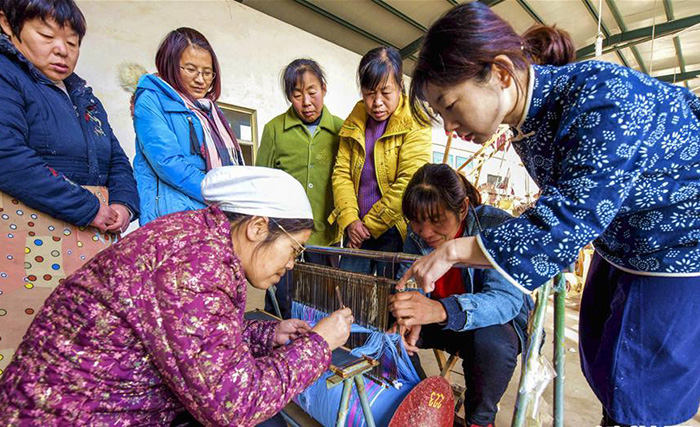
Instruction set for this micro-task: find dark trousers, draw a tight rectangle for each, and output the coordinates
[264,251,336,319]
[600,409,631,427]
[171,412,285,426]
[339,226,403,278]
[413,322,521,425]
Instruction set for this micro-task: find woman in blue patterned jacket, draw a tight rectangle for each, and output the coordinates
[401,3,700,426]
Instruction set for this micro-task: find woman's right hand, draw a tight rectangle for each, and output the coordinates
[311,307,353,351]
[388,323,421,356]
[90,202,118,233]
[347,220,371,248]
[397,236,490,293]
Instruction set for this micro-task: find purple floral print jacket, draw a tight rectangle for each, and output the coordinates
[0,206,331,426]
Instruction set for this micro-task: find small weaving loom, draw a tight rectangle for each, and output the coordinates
[286,250,422,427]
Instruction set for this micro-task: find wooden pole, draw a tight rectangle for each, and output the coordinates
[442,133,453,164]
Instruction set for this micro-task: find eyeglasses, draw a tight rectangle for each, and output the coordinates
[271,219,305,260]
[180,65,216,81]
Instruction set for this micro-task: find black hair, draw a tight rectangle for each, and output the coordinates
[358,46,404,92]
[409,2,529,126]
[0,0,87,42]
[281,58,327,102]
[224,212,314,249]
[522,24,576,66]
[402,163,481,222]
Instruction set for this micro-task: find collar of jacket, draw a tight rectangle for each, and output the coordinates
[338,94,415,143]
[283,105,335,133]
[0,35,88,96]
[135,73,190,113]
[520,64,548,136]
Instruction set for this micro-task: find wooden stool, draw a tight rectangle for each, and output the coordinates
[433,349,467,416]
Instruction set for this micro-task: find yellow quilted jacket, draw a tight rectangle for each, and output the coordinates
[329,95,432,241]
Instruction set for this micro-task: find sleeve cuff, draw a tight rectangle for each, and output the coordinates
[476,234,532,295]
[439,297,467,331]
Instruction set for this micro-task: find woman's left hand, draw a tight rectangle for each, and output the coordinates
[273,319,312,347]
[389,291,447,327]
[107,203,131,233]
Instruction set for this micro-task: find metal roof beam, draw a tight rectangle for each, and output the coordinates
[291,0,417,61]
[400,36,423,59]
[371,0,427,32]
[516,0,544,25]
[577,13,700,59]
[604,0,647,73]
[655,69,700,83]
[292,0,394,48]
[580,0,630,68]
[663,0,690,88]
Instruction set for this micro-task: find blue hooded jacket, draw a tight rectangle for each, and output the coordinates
[132,74,209,225]
[0,36,139,225]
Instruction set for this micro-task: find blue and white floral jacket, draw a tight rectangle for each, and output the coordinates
[398,204,533,347]
[478,61,700,292]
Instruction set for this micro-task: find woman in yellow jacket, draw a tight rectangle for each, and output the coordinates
[330,46,432,276]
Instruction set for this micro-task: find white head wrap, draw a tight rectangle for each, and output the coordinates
[201,166,313,220]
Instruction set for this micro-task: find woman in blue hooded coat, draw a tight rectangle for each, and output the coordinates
[133,28,243,225]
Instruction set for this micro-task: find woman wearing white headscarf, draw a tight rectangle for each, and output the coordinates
[0,167,353,427]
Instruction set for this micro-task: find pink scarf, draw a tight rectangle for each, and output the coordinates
[180,94,244,170]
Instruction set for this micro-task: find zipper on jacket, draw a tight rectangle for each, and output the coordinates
[188,116,202,156]
[155,178,161,217]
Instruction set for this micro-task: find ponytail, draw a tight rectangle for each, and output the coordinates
[522,24,576,66]
[457,172,482,207]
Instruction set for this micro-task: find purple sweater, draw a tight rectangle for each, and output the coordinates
[0,207,331,427]
[358,116,388,218]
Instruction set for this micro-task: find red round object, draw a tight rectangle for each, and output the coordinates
[389,376,454,427]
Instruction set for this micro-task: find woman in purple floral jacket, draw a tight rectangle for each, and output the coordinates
[0,166,353,427]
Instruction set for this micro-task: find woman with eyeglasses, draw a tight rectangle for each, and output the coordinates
[133,27,244,225]
[0,166,354,426]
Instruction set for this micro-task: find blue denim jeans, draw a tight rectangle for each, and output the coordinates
[338,226,403,278]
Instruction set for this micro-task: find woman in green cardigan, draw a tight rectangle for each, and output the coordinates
[256,58,344,318]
